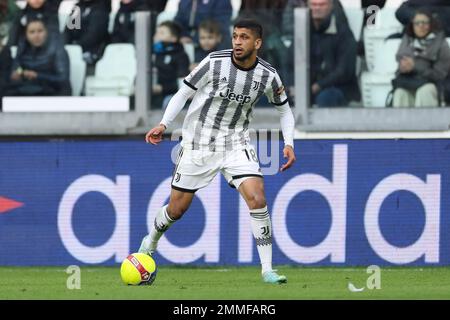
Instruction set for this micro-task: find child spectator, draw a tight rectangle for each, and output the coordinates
[6,18,71,96]
[152,21,190,109]
[190,19,223,71]
[174,0,232,46]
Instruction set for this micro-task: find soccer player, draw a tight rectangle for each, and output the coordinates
[139,19,296,284]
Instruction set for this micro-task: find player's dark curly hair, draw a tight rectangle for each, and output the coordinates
[233,19,263,40]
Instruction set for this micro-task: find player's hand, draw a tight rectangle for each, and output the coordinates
[145,124,166,145]
[280,145,296,172]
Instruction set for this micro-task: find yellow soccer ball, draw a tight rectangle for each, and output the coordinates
[120,253,157,286]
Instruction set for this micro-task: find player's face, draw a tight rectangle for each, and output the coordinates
[232,27,261,62]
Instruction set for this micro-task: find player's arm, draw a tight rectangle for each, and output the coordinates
[266,73,296,171]
[145,84,195,145]
[145,55,211,145]
[275,102,296,172]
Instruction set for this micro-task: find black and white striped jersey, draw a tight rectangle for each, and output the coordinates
[181,49,289,152]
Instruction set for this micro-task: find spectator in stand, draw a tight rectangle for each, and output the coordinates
[111,0,169,43]
[64,0,109,65]
[396,0,450,37]
[140,0,167,36]
[190,19,223,71]
[392,9,450,108]
[152,21,190,109]
[281,0,348,88]
[309,0,360,107]
[0,0,19,41]
[5,18,71,96]
[0,42,11,109]
[282,0,347,40]
[238,0,289,84]
[0,0,17,109]
[8,0,59,46]
[174,0,232,46]
[111,0,142,44]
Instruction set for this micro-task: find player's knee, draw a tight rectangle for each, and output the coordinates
[247,194,267,210]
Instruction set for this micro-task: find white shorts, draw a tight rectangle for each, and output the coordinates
[171,145,263,193]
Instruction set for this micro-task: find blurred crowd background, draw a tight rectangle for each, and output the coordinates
[1,0,450,110]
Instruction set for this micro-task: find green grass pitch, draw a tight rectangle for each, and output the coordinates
[1,266,450,300]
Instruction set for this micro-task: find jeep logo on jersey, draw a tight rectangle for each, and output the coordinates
[219,88,251,104]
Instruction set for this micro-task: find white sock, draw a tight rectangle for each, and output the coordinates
[250,206,273,274]
[139,205,175,255]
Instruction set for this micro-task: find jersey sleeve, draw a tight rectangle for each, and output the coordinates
[265,71,289,106]
[183,55,211,91]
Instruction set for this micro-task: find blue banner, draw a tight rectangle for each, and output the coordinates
[0,138,449,266]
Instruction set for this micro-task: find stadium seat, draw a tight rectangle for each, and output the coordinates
[183,42,195,64]
[364,8,403,72]
[64,45,87,96]
[85,44,137,96]
[373,38,401,74]
[361,38,401,107]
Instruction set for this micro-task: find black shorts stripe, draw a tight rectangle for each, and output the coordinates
[232,174,263,180]
[272,98,289,106]
[171,185,198,193]
[183,79,197,91]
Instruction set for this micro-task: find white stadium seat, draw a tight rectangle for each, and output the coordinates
[64,44,87,96]
[364,7,403,72]
[361,38,401,108]
[85,44,137,96]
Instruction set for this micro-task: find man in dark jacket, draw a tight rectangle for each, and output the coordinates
[8,0,60,46]
[396,0,450,37]
[64,0,109,65]
[309,0,360,107]
[174,0,232,45]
